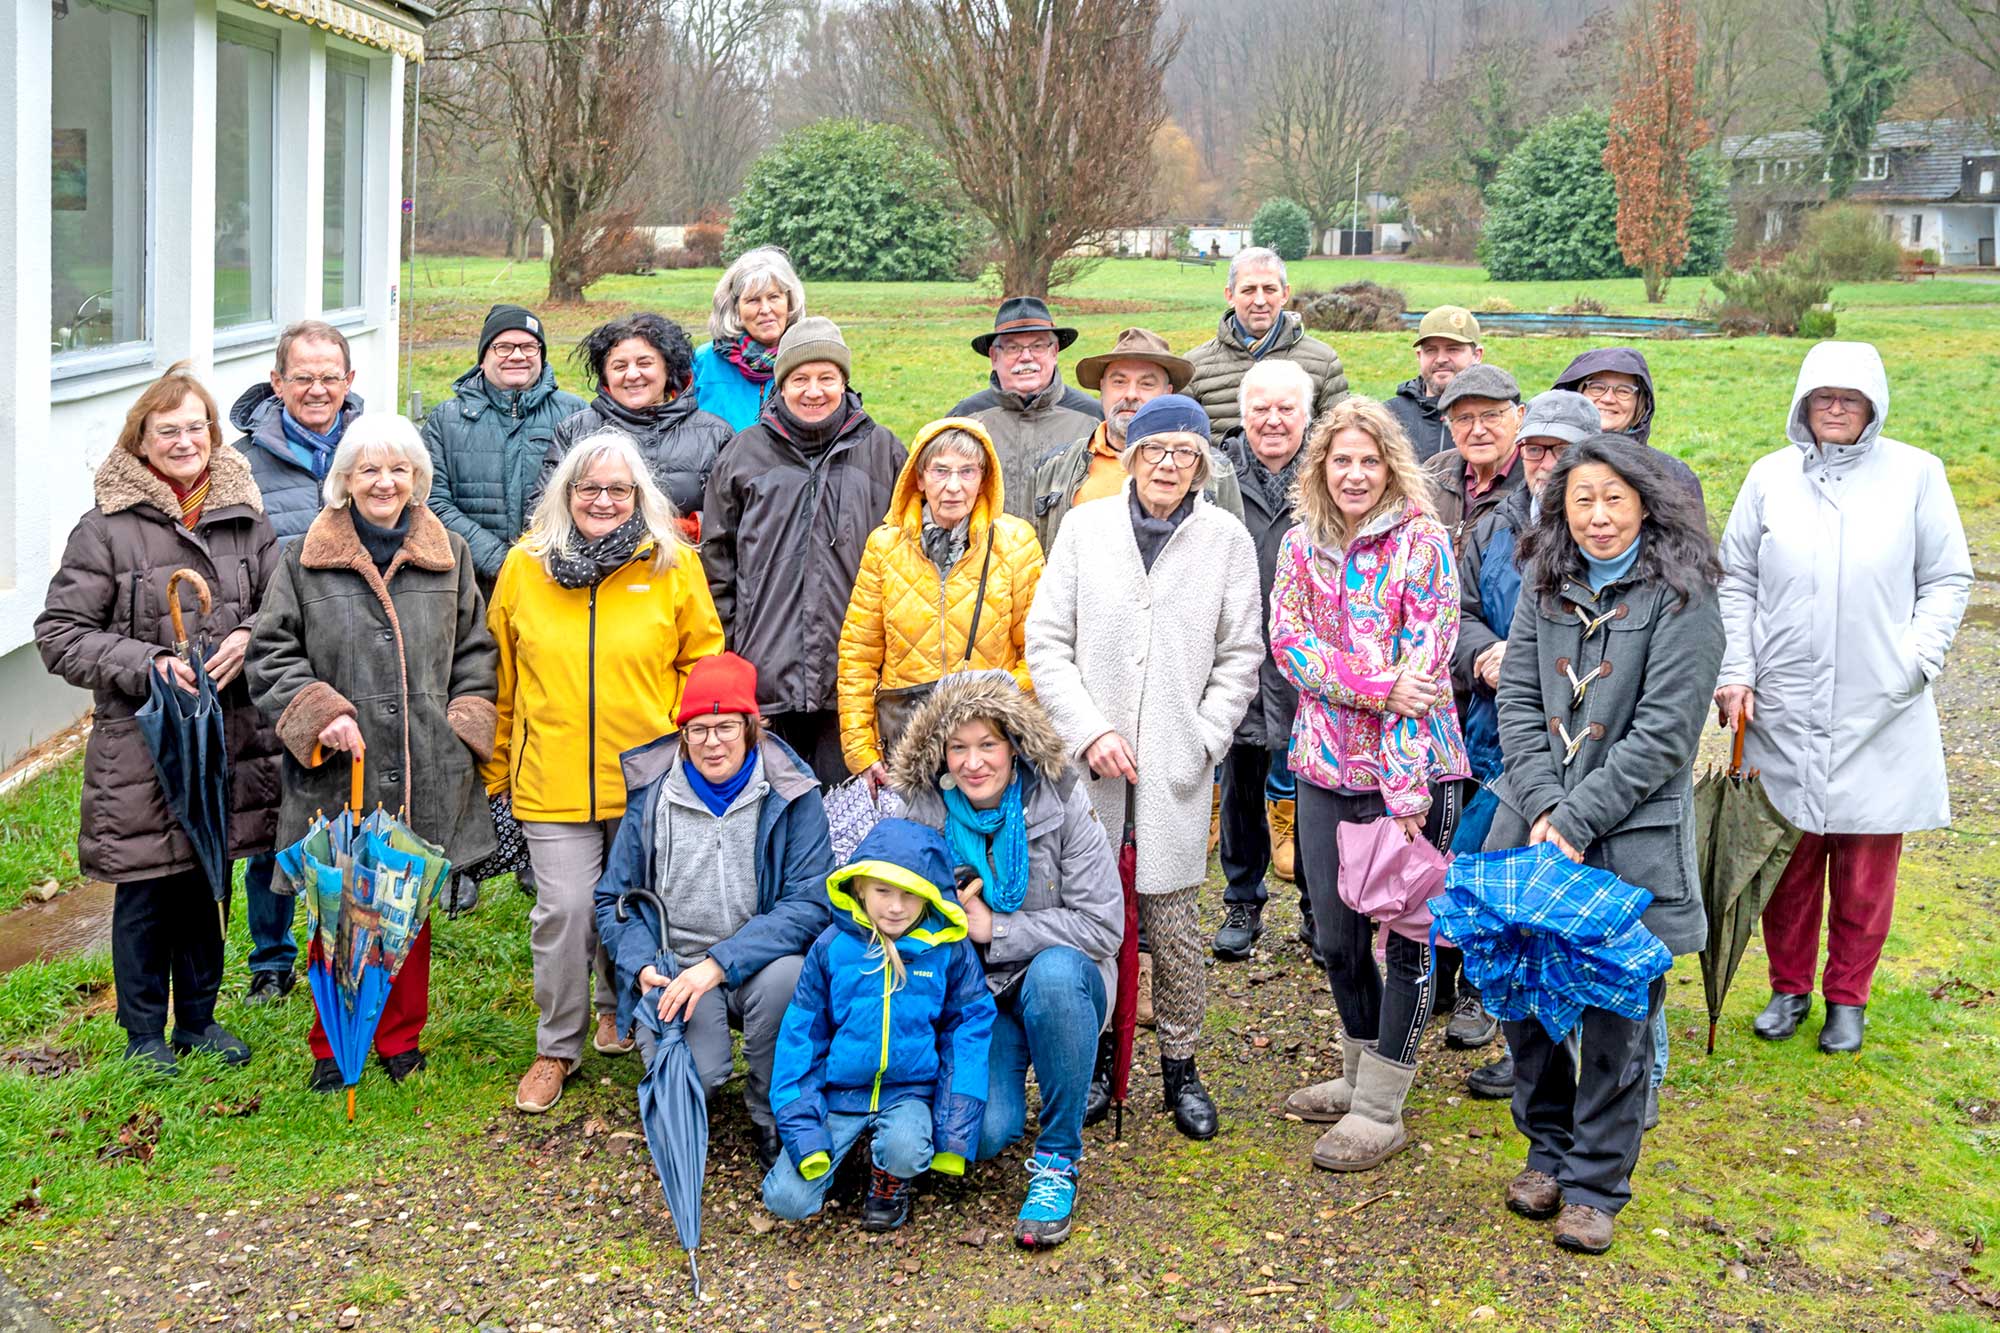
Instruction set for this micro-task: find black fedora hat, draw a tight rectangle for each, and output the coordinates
[970,295,1080,356]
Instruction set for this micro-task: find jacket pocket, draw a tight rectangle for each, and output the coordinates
[1598,793,1694,905]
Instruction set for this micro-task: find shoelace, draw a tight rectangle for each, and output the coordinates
[869,1170,907,1203]
[1023,1159,1076,1213]
[1223,903,1256,930]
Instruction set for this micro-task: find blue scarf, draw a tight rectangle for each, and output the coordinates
[1229,313,1289,361]
[1583,534,1643,592]
[280,407,346,481]
[940,774,1029,914]
[683,750,758,817]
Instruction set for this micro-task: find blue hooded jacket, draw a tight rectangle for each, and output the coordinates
[593,732,835,1036]
[768,818,995,1179]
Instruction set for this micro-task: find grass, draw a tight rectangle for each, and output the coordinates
[0,760,84,913]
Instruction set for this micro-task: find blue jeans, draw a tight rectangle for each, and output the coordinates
[1265,748,1295,802]
[975,946,1108,1164]
[243,853,297,975]
[761,1098,934,1220]
[1650,1005,1669,1090]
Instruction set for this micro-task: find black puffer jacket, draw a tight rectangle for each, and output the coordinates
[702,394,904,716]
[1216,429,1301,748]
[1385,376,1451,462]
[536,392,734,522]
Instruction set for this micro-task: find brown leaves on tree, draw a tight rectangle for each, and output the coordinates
[1603,0,1709,303]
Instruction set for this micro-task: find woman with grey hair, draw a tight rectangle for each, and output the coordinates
[481,429,725,1116]
[836,417,1045,785]
[250,412,500,1090]
[1026,393,1263,1141]
[690,246,807,431]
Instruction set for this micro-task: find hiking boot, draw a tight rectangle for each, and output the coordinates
[1445,991,1498,1049]
[1162,1056,1219,1140]
[1083,1033,1115,1128]
[754,1123,783,1172]
[858,1166,914,1232]
[1212,903,1264,961]
[1818,1002,1866,1054]
[1135,952,1156,1029]
[123,1035,179,1076]
[1752,991,1810,1041]
[1466,1049,1516,1099]
[245,969,295,1005]
[593,1012,635,1056]
[1267,799,1297,883]
[1643,1082,1661,1131]
[381,1048,427,1083]
[1505,1168,1562,1220]
[1015,1152,1080,1249]
[171,1023,251,1066]
[1284,1037,1367,1122]
[514,1055,576,1114]
[308,1057,344,1093]
[1554,1203,1616,1254]
[1310,1048,1415,1172]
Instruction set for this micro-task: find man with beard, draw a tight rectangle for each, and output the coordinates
[1385,307,1483,463]
[1030,327,1240,552]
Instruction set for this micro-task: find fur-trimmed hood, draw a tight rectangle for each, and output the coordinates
[94,440,264,519]
[888,670,1071,796]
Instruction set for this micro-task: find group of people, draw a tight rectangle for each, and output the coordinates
[38,243,1971,1257]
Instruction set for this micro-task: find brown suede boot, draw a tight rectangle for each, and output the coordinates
[1554,1204,1615,1254]
[1505,1168,1561,1220]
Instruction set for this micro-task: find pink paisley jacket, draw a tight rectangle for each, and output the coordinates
[1268,499,1469,816]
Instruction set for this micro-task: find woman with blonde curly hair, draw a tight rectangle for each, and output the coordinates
[1269,395,1469,1174]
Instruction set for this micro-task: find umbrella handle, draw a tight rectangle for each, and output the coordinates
[1729,721,1746,779]
[309,743,367,815]
[165,569,213,661]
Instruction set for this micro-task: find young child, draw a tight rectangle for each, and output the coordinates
[763,818,996,1231]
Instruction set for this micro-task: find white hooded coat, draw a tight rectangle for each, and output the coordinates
[1716,341,1971,835]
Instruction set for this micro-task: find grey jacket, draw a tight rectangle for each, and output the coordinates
[1184,311,1348,439]
[1030,423,1244,554]
[228,382,365,546]
[965,377,1101,525]
[423,365,586,579]
[1488,572,1724,956]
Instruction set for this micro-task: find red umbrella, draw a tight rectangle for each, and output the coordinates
[1108,784,1140,1139]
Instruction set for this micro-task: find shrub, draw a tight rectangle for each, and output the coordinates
[1799,307,1839,339]
[1557,293,1609,316]
[1480,109,1729,282]
[683,220,727,268]
[1252,197,1313,262]
[1706,257,1835,336]
[1404,181,1482,262]
[654,246,702,271]
[725,120,976,282]
[1794,204,1903,281]
[1292,281,1407,332]
[1476,296,1517,314]
[1170,224,1192,255]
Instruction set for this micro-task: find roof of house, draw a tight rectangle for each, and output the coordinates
[1720,119,1999,203]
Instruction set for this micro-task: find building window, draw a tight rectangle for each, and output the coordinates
[1909,213,1923,245]
[51,0,150,359]
[1863,154,1888,181]
[215,24,278,330]
[323,55,368,314]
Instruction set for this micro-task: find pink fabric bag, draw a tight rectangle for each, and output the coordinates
[1336,818,1452,943]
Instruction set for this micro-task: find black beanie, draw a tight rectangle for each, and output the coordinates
[479,304,546,360]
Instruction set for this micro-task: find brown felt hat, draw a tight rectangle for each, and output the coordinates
[1073,327,1194,392]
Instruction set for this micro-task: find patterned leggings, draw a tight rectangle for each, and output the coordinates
[1139,886,1206,1060]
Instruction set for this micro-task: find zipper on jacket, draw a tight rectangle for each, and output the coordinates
[587,584,599,821]
[871,958,892,1111]
[514,715,532,788]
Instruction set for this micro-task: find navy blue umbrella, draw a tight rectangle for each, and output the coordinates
[134,570,231,926]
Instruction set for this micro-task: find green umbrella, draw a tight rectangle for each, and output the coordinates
[1694,725,1803,1053]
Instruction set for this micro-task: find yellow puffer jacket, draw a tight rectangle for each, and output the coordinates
[482,539,725,821]
[836,418,1045,774]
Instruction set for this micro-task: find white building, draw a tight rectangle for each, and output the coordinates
[0,0,427,770]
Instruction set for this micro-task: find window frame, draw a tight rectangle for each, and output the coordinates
[212,17,283,345]
[49,0,158,382]
[321,49,370,322]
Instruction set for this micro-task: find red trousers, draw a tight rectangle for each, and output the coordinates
[309,921,431,1059]
[1761,832,1902,1006]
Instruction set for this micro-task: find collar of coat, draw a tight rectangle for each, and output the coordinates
[300,503,456,582]
[993,370,1070,415]
[888,669,1073,797]
[94,441,264,519]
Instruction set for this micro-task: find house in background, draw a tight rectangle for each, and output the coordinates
[0,0,428,772]
[1720,118,2000,266]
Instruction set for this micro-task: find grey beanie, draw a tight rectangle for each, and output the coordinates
[773,316,852,385]
[1518,389,1602,445]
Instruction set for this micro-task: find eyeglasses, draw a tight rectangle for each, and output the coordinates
[1520,441,1568,462]
[1137,443,1202,467]
[283,373,351,391]
[924,464,983,485]
[1579,380,1640,403]
[683,720,746,745]
[994,337,1057,357]
[488,340,542,361]
[570,482,635,502]
[1448,407,1515,431]
[1806,391,1869,415]
[151,421,213,444]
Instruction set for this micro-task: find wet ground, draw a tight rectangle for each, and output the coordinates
[0,882,111,974]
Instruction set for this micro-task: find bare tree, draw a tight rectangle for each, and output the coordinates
[651,0,794,220]
[778,0,918,131]
[1246,0,1402,250]
[878,0,1182,295]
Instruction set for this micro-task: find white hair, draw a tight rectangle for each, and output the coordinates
[710,246,807,344]
[1237,357,1315,420]
[1227,246,1288,291]
[322,412,433,507]
[519,429,686,576]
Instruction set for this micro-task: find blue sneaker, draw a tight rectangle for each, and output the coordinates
[1015,1151,1079,1249]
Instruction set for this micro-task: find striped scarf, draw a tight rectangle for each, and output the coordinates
[149,464,211,528]
[723,332,778,385]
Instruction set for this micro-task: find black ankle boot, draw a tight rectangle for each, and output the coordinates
[1084,1033,1115,1128]
[1753,991,1811,1041]
[1818,1002,1866,1054]
[858,1166,913,1231]
[1161,1056,1219,1140]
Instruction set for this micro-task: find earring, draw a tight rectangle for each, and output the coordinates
[938,773,958,791]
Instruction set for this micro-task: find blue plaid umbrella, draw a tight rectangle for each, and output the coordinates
[1428,844,1673,1041]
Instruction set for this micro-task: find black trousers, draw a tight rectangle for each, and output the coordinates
[766,709,847,787]
[1505,975,1666,1215]
[1218,742,1272,906]
[113,869,227,1039]
[1296,780,1459,1064]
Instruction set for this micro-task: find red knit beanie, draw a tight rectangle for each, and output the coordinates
[678,651,759,726]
